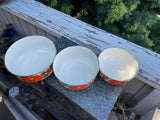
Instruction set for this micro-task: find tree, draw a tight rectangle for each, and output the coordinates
[150,18,160,53]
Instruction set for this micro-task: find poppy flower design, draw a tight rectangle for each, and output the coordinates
[45,68,51,74]
[69,84,88,90]
[108,79,126,85]
[19,65,52,82]
[102,74,106,79]
[20,76,42,82]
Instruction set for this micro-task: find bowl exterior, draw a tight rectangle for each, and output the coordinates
[99,47,139,86]
[99,70,127,85]
[53,46,99,90]
[18,65,52,82]
[59,79,95,90]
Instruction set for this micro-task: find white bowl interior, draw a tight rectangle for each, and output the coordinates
[5,36,56,76]
[53,46,99,86]
[99,48,139,81]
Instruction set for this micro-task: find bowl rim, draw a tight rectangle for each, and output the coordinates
[53,46,99,86]
[4,35,57,77]
[98,47,139,82]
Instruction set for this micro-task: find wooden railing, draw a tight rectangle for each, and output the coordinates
[0,0,160,117]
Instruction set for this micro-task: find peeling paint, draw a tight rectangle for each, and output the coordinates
[1,0,160,87]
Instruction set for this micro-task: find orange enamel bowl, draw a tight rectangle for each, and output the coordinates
[99,47,139,85]
[53,46,99,90]
[5,36,56,82]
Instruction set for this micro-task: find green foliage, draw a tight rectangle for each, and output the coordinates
[50,0,58,8]
[95,2,128,24]
[150,19,160,53]
[37,0,160,53]
[74,9,88,19]
[138,0,160,13]
[119,11,157,49]
[106,2,127,23]
[49,0,74,15]
[60,4,74,15]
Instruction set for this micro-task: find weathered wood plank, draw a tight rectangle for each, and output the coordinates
[27,23,38,35]
[0,8,8,28]
[0,1,159,119]
[3,10,12,25]
[122,79,145,96]
[36,27,46,36]
[141,107,160,120]
[18,19,31,36]
[121,79,153,104]
[46,32,57,42]
[0,25,3,32]
[132,89,160,115]
[17,18,30,36]
[1,0,159,89]
[0,8,6,30]
[134,84,153,102]
[8,13,23,35]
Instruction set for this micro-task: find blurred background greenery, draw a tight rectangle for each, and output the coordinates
[37,0,160,53]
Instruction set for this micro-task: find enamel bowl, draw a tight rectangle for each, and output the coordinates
[5,36,56,82]
[99,47,139,85]
[53,46,99,90]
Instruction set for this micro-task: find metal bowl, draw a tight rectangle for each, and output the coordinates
[99,47,139,85]
[5,36,56,82]
[53,46,99,90]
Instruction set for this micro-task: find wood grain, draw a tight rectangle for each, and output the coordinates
[0,0,160,88]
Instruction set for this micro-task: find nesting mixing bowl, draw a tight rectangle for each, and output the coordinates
[53,46,99,90]
[5,36,56,82]
[99,47,139,85]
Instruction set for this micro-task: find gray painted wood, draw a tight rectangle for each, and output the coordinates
[1,0,160,89]
[121,79,153,106]
[122,79,145,95]
[0,8,8,28]
[137,75,160,91]
[0,22,4,32]
[8,13,23,35]
[36,27,46,36]
[3,10,12,25]
[0,0,160,118]
[0,9,5,30]
[46,32,57,42]
[0,8,9,25]
[132,89,160,115]
[18,19,30,36]
[134,84,153,102]
[0,102,16,120]
[140,107,159,120]
[4,11,16,28]
[0,26,2,32]
[27,23,37,35]
[0,6,57,38]
[17,18,29,36]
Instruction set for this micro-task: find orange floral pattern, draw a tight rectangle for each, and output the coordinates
[108,79,127,85]
[60,79,95,90]
[20,76,42,82]
[46,68,51,74]
[18,66,52,82]
[99,71,127,85]
[102,74,106,79]
[69,84,88,90]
